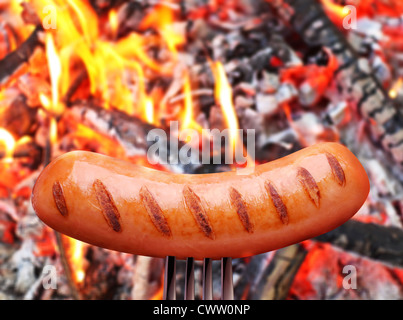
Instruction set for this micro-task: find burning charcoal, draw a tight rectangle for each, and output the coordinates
[366,159,401,197]
[10,240,38,294]
[255,93,278,115]
[275,82,298,104]
[354,18,383,42]
[234,94,254,109]
[326,101,349,126]
[257,71,280,93]
[298,81,319,107]
[228,63,254,85]
[283,0,403,168]
[0,95,37,136]
[131,256,163,300]
[250,47,274,71]
[292,112,327,146]
[257,128,301,162]
[371,56,392,86]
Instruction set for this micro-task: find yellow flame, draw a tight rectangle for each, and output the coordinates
[109,9,119,37]
[49,117,58,145]
[389,77,403,99]
[212,61,239,149]
[45,32,64,115]
[140,5,185,57]
[0,128,16,162]
[181,73,193,130]
[321,0,350,19]
[144,97,154,124]
[66,237,87,284]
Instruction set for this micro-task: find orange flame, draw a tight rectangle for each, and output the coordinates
[108,9,119,38]
[44,32,64,115]
[211,61,239,150]
[65,236,88,285]
[211,61,256,169]
[320,0,352,26]
[0,128,16,163]
[140,4,185,57]
[389,77,403,99]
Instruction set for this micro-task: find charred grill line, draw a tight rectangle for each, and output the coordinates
[265,181,289,225]
[183,186,214,239]
[326,153,346,187]
[93,179,122,232]
[229,187,254,233]
[281,0,403,167]
[297,167,321,207]
[52,181,68,216]
[139,186,172,237]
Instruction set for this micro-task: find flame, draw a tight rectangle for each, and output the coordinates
[144,97,154,124]
[211,61,239,150]
[65,236,87,285]
[45,32,64,115]
[29,0,186,125]
[108,9,119,38]
[140,4,185,57]
[181,71,202,132]
[321,0,351,20]
[211,61,255,169]
[389,77,403,99]
[49,117,58,145]
[0,128,16,162]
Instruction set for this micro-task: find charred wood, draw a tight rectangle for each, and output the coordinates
[0,26,42,88]
[278,0,403,169]
[249,244,307,300]
[315,220,403,268]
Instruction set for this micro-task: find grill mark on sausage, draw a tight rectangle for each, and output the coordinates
[52,181,68,216]
[264,181,289,225]
[297,167,320,208]
[229,187,253,233]
[139,186,172,237]
[93,179,121,232]
[326,153,346,186]
[183,185,214,239]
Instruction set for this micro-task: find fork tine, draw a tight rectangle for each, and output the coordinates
[221,257,234,300]
[184,257,195,300]
[163,256,176,300]
[202,258,213,300]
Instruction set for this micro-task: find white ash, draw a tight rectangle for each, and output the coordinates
[255,93,279,115]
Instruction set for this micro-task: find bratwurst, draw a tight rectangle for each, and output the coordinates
[31,142,369,260]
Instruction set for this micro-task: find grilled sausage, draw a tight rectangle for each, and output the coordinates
[31,142,370,260]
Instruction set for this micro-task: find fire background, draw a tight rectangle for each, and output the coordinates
[1,0,403,300]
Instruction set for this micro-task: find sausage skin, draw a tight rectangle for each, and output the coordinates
[31,142,369,260]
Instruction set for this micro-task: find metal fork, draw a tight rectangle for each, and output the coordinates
[163,256,234,300]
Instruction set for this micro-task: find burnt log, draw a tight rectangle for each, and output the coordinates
[249,244,307,300]
[0,26,42,87]
[65,102,203,173]
[276,0,403,169]
[315,219,403,268]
